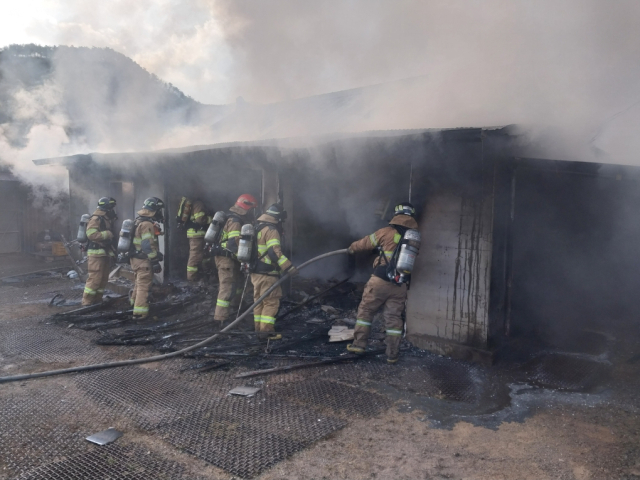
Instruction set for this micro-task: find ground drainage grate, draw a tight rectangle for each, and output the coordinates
[157,395,346,478]
[523,353,612,392]
[16,443,194,480]
[273,377,394,417]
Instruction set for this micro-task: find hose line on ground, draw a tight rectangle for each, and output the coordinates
[0,249,348,384]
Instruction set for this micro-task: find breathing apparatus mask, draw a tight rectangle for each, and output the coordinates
[105,208,118,220]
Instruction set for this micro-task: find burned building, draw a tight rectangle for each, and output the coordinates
[0,168,69,258]
[33,126,640,361]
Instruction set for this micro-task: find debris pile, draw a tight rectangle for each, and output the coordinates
[47,276,418,373]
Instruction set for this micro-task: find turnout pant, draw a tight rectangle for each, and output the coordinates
[82,256,111,305]
[187,238,205,281]
[250,273,281,332]
[213,256,242,321]
[130,257,154,318]
[353,275,407,359]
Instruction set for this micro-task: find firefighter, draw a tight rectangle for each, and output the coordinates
[82,197,117,305]
[251,203,298,339]
[212,194,258,324]
[130,197,165,319]
[186,199,211,282]
[346,202,419,363]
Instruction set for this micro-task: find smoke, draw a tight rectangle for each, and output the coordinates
[0,44,227,196]
[212,0,640,162]
[1,0,640,203]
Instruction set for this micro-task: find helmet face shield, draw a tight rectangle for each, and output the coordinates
[106,208,118,220]
[98,197,117,211]
[265,203,287,222]
[142,197,165,212]
[394,202,416,217]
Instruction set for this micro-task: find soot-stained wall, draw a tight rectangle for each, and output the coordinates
[163,148,265,279]
[405,130,496,355]
[507,159,640,345]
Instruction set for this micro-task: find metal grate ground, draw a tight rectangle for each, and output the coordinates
[381,361,481,403]
[0,383,114,477]
[523,353,612,392]
[16,443,197,480]
[1,323,108,363]
[272,377,394,418]
[0,283,621,479]
[157,395,346,479]
[75,366,210,429]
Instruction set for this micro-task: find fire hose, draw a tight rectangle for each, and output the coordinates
[0,249,348,384]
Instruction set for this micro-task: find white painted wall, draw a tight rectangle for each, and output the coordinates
[406,192,493,348]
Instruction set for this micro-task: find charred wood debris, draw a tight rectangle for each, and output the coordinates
[48,277,418,375]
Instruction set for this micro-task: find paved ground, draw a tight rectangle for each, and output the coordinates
[1,272,640,479]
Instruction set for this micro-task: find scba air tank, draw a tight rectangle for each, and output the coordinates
[396,229,421,275]
[117,219,135,253]
[236,224,255,263]
[77,214,91,243]
[204,211,227,244]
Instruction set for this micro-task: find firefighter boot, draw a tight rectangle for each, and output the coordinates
[347,344,365,354]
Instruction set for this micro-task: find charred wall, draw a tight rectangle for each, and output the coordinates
[506,159,640,345]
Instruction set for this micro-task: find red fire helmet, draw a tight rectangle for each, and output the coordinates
[235,194,258,211]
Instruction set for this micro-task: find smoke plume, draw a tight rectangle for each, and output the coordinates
[3,0,640,189]
[212,0,640,162]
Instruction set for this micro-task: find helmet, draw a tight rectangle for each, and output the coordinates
[235,194,258,211]
[394,202,416,218]
[142,197,165,212]
[97,197,116,211]
[265,203,287,222]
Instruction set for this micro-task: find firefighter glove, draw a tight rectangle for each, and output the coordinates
[286,265,299,277]
[152,262,162,274]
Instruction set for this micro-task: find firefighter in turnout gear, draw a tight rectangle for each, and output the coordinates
[213,194,258,323]
[251,203,298,339]
[346,202,419,363]
[82,197,117,305]
[130,197,165,319]
[186,199,211,282]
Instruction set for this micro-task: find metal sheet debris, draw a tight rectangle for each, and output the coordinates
[229,386,261,397]
[328,326,354,342]
[86,428,123,445]
[305,318,325,324]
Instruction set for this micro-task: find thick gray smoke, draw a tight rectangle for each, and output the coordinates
[212,0,640,163]
[3,0,640,191]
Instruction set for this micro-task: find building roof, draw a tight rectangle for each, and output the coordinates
[33,126,514,167]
